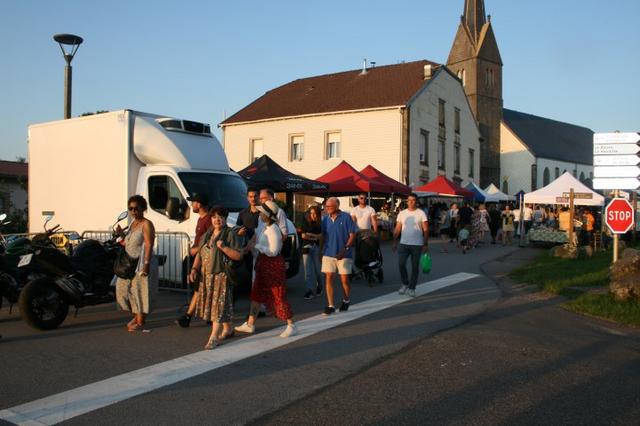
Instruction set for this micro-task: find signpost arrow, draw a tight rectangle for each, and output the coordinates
[594,144,640,155]
[594,132,640,145]
[593,165,640,178]
[593,177,640,190]
[594,155,640,166]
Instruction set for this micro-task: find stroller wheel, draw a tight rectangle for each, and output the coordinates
[367,271,375,287]
[377,269,384,283]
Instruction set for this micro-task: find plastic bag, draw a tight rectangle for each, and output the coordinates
[420,252,432,274]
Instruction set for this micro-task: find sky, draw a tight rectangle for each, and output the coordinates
[1,0,639,162]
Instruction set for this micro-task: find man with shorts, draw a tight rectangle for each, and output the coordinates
[321,197,357,315]
[176,193,211,327]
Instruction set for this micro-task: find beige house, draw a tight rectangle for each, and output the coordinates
[221,61,481,189]
[0,160,28,215]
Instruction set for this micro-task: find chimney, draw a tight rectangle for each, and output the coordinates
[423,64,432,80]
[361,58,368,75]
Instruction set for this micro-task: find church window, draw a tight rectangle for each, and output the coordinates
[502,179,509,195]
[469,149,475,178]
[531,164,538,191]
[555,167,560,179]
[454,143,461,174]
[485,68,494,88]
[543,167,550,186]
[579,172,585,182]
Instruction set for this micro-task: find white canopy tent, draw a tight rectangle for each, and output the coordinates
[524,172,604,206]
[484,183,515,202]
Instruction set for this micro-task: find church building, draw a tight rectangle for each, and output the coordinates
[221,0,594,196]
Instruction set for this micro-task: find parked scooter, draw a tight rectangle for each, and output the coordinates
[17,212,129,330]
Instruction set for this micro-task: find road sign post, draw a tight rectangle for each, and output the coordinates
[605,196,635,263]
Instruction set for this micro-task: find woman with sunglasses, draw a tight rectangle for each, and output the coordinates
[116,195,157,332]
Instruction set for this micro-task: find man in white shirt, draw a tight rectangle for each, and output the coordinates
[350,193,378,232]
[522,204,534,235]
[392,193,429,298]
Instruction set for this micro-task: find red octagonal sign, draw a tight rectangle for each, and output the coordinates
[605,198,635,234]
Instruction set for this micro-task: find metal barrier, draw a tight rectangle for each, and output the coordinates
[81,231,192,292]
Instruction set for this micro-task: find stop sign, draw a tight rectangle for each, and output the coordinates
[605,198,635,234]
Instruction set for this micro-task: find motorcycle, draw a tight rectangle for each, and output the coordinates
[0,214,65,311]
[17,212,129,330]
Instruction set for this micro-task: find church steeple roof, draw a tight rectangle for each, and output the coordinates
[463,0,487,43]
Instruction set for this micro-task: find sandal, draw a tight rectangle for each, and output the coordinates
[126,318,137,329]
[204,335,218,350]
[128,323,143,332]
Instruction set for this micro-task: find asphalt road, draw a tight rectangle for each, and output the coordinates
[4,240,637,425]
[1,238,513,425]
[256,249,640,426]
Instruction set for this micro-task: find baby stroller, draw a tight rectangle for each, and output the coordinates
[352,230,384,286]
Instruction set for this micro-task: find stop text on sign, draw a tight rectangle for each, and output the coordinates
[607,211,632,221]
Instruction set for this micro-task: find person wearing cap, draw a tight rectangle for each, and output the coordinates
[235,200,296,338]
[176,192,211,328]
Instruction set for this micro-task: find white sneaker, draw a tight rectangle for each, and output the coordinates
[234,322,255,334]
[398,285,408,295]
[280,324,297,338]
[408,289,416,298]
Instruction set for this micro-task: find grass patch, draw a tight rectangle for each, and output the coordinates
[509,246,640,327]
[565,293,640,327]
[509,249,612,294]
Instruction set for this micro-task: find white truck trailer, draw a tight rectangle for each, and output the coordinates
[28,110,299,284]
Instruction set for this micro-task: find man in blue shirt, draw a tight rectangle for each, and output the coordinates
[321,197,357,315]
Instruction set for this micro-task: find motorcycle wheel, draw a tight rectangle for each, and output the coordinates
[18,278,69,330]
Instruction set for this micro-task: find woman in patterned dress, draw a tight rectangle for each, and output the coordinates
[235,200,297,338]
[189,206,243,350]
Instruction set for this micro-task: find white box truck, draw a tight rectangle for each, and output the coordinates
[28,110,299,283]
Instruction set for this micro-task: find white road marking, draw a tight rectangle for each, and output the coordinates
[0,272,479,425]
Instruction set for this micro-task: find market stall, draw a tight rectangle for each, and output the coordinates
[483,183,514,203]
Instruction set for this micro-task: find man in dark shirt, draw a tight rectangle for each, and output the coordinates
[176,193,211,328]
[457,202,474,228]
[237,188,260,240]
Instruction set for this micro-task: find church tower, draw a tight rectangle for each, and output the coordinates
[447,0,503,187]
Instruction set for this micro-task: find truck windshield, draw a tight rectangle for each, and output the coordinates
[178,172,248,212]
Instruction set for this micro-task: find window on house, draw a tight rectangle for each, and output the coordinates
[419,129,429,165]
[290,134,304,161]
[555,167,560,179]
[438,99,446,139]
[454,143,461,174]
[454,108,461,134]
[573,169,577,177]
[437,139,446,170]
[543,167,550,186]
[531,164,538,191]
[250,138,263,162]
[326,131,341,159]
[469,148,475,178]
[580,171,585,182]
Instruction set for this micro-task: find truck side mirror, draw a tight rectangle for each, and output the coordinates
[165,197,181,221]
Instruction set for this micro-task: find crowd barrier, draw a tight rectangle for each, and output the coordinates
[81,231,192,292]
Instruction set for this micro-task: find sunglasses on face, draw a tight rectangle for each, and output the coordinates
[128,206,140,211]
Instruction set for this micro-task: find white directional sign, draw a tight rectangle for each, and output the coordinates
[594,155,640,166]
[594,144,640,155]
[594,132,640,145]
[594,166,640,178]
[593,177,640,190]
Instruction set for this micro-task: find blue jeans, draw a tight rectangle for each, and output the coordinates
[398,244,422,290]
[302,245,322,291]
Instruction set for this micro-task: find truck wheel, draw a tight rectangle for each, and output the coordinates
[18,278,69,330]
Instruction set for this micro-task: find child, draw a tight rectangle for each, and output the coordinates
[458,225,470,254]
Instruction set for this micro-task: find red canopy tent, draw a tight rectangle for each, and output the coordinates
[314,161,387,195]
[414,175,474,198]
[359,165,411,196]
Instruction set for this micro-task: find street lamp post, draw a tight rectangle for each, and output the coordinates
[53,34,83,119]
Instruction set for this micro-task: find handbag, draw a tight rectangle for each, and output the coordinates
[114,246,139,279]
